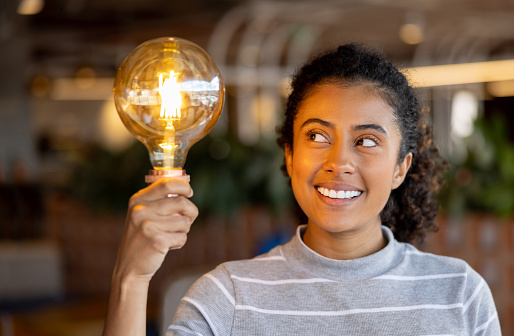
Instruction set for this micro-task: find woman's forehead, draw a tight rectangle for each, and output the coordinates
[294,84,397,128]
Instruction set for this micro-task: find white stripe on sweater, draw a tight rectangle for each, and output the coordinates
[254,255,286,261]
[463,279,485,312]
[404,249,427,255]
[235,303,463,316]
[205,274,235,305]
[230,273,466,284]
[167,324,203,336]
[374,273,467,281]
[231,275,334,285]
[474,311,498,334]
[182,297,220,336]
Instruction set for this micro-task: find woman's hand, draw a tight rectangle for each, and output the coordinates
[104,178,197,336]
[113,177,198,284]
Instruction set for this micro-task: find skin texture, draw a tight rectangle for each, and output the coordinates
[103,178,198,336]
[285,84,412,260]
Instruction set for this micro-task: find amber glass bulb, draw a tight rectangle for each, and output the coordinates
[113,37,224,180]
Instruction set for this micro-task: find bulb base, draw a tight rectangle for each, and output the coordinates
[145,169,190,184]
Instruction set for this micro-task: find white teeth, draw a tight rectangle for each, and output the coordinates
[317,187,362,199]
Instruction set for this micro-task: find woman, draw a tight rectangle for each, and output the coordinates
[103,43,500,335]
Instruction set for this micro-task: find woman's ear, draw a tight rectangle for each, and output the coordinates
[392,153,412,190]
[285,144,293,178]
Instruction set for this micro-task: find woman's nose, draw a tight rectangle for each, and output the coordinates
[323,144,356,175]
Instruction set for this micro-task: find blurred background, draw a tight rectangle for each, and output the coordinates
[1,0,514,334]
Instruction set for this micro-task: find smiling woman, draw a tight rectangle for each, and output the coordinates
[284,84,412,260]
[103,43,501,336]
[279,44,447,244]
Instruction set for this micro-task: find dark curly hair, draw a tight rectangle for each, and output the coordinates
[276,43,448,243]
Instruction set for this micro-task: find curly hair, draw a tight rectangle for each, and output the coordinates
[276,43,448,243]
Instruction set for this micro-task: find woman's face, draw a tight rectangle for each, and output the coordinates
[285,84,411,235]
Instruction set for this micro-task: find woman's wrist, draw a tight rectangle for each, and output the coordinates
[103,266,151,336]
[111,267,151,297]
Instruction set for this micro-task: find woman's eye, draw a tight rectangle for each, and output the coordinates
[308,132,328,143]
[357,137,378,147]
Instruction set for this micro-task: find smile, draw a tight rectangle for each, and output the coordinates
[317,187,362,199]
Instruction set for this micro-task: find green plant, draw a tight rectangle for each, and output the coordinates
[70,142,151,213]
[70,133,295,217]
[441,113,514,217]
[185,134,294,218]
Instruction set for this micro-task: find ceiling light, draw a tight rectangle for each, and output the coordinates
[17,0,44,15]
[399,23,424,45]
[399,11,424,45]
[406,59,514,87]
[487,80,514,97]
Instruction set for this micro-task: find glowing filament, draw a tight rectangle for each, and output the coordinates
[159,71,182,119]
[157,71,182,169]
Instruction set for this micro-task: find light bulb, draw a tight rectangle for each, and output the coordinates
[113,37,225,183]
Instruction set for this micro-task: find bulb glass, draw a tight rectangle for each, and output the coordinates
[113,37,224,170]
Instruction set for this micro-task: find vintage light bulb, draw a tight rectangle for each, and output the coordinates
[113,37,225,183]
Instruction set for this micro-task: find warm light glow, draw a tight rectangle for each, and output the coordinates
[279,77,292,98]
[157,71,182,169]
[487,80,514,97]
[30,75,51,97]
[159,71,182,120]
[50,78,113,100]
[114,37,225,175]
[74,67,97,89]
[17,0,44,15]
[99,100,135,152]
[406,59,514,87]
[399,23,424,45]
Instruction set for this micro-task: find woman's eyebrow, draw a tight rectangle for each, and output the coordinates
[353,123,388,135]
[300,119,389,136]
[300,118,335,129]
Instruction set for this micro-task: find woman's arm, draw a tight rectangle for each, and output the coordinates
[103,178,198,336]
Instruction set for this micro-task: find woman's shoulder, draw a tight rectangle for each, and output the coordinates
[214,243,289,276]
[185,244,290,298]
[398,243,484,282]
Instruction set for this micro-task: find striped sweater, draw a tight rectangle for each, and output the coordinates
[168,225,501,335]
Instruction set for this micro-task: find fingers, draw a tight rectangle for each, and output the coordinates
[113,178,198,283]
[140,210,193,234]
[130,196,198,230]
[127,177,198,251]
[130,178,193,206]
[154,196,199,218]
[131,194,198,223]
[140,217,191,251]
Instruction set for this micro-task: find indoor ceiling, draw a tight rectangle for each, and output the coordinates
[1,0,514,179]
[3,0,514,83]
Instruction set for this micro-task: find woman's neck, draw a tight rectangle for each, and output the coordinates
[302,221,387,260]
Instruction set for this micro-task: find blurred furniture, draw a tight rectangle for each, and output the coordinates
[0,184,45,240]
[0,240,63,302]
[0,240,64,336]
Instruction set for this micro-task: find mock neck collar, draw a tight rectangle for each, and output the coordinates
[281,225,404,281]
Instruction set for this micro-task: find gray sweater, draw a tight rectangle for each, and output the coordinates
[168,226,501,335]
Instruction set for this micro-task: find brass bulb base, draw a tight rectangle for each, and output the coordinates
[145,169,190,184]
